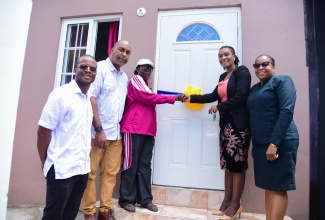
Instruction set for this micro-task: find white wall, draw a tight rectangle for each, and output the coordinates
[0,0,32,219]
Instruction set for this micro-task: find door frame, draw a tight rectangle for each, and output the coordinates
[152,7,242,188]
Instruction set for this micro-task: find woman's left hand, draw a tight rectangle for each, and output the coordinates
[208,106,218,114]
[266,144,279,161]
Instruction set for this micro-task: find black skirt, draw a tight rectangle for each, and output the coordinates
[219,111,250,172]
[253,139,299,191]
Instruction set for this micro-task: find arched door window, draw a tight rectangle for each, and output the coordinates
[176,23,220,42]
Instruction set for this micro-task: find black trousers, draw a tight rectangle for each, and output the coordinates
[42,165,88,220]
[119,134,155,207]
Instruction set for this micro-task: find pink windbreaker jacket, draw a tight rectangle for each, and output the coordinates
[120,75,176,170]
[120,75,176,137]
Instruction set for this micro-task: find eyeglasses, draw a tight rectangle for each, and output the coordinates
[252,61,271,69]
[78,64,97,72]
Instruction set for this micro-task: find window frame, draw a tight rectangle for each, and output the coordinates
[54,15,122,88]
[176,22,221,42]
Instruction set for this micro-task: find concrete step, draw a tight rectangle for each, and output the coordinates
[7,199,292,220]
[151,185,225,210]
[116,185,292,220]
[6,185,292,220]
[113,200,259,220]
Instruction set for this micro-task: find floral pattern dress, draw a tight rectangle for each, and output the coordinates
[219,111,250,172]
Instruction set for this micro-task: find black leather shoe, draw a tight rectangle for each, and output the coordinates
[141,203,158,212]
[123,204,135,212]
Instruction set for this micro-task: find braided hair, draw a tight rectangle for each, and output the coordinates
[219,45,240,66]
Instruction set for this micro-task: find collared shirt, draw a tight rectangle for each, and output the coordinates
[88,58,128,140]
[38,80,93,179]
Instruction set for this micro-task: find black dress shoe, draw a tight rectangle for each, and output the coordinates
[123,204,135,212]
[141,203,158,212]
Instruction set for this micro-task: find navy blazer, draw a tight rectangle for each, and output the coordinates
[247,75,299,146]
[190,65,251,129]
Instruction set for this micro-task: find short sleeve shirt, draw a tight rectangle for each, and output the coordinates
[38,80,93,179]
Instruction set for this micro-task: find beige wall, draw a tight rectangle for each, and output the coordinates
[9,0,309,219]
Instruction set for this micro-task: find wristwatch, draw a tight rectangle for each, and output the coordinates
[94,125,103,133]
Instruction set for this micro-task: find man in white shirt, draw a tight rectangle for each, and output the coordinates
[37,55,97,220]
[81,40,132,220]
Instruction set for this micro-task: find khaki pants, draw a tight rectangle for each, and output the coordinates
[82,139,122,214]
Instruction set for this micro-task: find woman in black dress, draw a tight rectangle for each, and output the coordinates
[184,46,251,220]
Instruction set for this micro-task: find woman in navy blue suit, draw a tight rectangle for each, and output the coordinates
[247,54,299,220]
[184,46,251,220]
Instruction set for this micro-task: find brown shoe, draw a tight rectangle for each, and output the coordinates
[141,203,158,212]
[84,213,95,220]
[97,209,116,220]
[123,204,136,212]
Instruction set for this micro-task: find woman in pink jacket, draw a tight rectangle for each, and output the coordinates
[118,59,183,213]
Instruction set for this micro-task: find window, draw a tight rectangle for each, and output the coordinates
[176,23,220,42]
[55,16,122,88]
[60,23,89,85]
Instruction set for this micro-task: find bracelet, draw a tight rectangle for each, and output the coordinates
[270,143,278,148]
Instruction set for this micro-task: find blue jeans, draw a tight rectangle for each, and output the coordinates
[42,165,88,220]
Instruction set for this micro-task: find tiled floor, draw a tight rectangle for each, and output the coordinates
[6,199,293,220]
[106,199,293,220]
[6,185,293,220]
[114,201,250,220]
[6,203,293,220]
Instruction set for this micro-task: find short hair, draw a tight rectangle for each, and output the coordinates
[76,54,96,65]
[112,40,130,49]
[255,54,275,66]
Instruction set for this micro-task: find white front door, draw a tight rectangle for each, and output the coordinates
[153,8,241,190]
